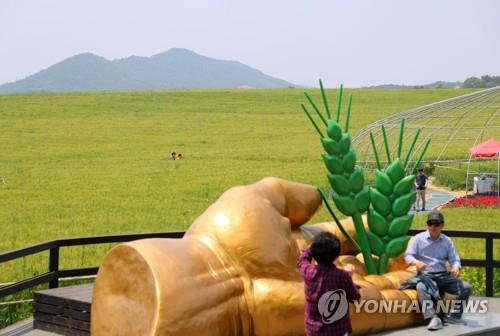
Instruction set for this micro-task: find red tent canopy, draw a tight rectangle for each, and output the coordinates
[468,139,500,158]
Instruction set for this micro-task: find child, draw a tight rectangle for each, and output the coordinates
[297,231,360,336]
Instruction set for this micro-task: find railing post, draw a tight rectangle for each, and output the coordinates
[485,238,493,297]
[49,245,59,289]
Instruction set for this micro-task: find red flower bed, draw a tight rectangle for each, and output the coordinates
[444,195,500,208]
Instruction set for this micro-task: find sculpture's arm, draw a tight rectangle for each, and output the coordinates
[92,178,421,336]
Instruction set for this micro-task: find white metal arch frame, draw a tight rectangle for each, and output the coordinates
[352,86,500,194]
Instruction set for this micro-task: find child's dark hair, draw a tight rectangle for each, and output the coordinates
[310,231,341,265]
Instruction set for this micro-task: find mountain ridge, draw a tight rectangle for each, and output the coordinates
[365,80,463,89]
[0,49,294,94]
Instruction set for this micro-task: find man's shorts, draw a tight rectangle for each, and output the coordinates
[416,189,426,195]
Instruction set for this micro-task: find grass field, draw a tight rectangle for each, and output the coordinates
[0,88,475,251]
[1,87,498,327]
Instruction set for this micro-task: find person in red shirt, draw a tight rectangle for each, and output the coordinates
[298,231,361,336]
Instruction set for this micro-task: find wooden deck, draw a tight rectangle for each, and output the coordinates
[31,284,91,336]
[1,284,500,335]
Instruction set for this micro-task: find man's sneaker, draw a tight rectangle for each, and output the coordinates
[427,316,443,331]
[443,314,467,325]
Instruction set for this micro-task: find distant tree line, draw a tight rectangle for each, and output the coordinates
[462,75,500,88]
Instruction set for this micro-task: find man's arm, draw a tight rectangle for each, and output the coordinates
[447,239,461,276]
[404,237,418,265]
[297,247,316,280]
[405,236,427,271]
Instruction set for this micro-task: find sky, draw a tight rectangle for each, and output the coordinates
[1,0,499,87]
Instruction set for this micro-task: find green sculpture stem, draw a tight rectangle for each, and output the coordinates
[381,125,392,164]
[352,212,377,274]
[378,254,389,274]
[345,93,352,133]
[335,84,344,122]
[301,104,325,138]
[304,92,328,126]
[318,188,361,251]
[397,119,405,159]
[403,129,421,167]
[319,80,331,119]
[370,132,382,170]
[412,138,431,174]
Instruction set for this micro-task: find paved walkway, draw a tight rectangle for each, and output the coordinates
[409,187,455,216]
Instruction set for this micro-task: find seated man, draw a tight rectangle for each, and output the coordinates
[404,210,472,330]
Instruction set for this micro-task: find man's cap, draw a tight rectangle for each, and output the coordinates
[427,210,444,224]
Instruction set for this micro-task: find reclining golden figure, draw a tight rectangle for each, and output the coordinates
[92,177,422,335]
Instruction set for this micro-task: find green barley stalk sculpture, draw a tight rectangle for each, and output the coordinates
[301,80,431,275]
[368,121,431,274]
[302,81,377,274]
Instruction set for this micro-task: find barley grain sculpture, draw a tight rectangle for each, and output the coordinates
[302,81,431,275]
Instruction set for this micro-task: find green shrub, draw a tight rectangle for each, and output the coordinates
[434,166,467,190]
[460,267,500,296]
[422,162,436,176]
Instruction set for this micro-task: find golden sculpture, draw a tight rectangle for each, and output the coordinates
[92,177,421,335]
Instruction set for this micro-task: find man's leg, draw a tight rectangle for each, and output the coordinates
[421,189,426,210]
[416,282,443,330]
[450,280,472,319]
[416,282,436,320]
[433,273,472,319]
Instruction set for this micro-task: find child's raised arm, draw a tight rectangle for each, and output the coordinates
[297,247,317,280]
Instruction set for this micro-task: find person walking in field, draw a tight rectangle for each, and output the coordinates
[414,168,428,211]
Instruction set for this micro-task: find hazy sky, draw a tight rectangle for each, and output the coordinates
[1,0,499,87]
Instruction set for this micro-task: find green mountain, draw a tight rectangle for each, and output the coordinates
[0,49,294,94]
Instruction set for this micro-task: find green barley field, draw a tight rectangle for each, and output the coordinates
[1,88,498,327]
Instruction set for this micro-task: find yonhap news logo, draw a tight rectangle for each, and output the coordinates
[352,299,488,314]
[317,291,489,325]
[318,289,349,324]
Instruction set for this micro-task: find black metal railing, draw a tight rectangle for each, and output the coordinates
[0,229,498,298]
[0,231,184,298]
